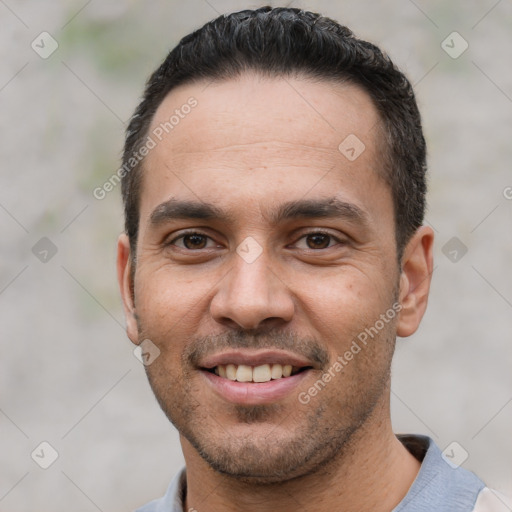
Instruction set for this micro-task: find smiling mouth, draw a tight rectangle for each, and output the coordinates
[202,363,313,383]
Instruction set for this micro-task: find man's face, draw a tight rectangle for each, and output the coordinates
[120,74,407,482]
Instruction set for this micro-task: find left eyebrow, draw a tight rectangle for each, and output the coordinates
[266,197,369,226]
[148,197,369,227]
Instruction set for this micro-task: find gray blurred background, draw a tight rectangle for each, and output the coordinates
[1,1,511,510]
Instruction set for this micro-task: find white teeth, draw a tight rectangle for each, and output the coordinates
[253,364,272,382]
[226,364,237,381]
[235,364,253,382]
[213,363,301,382]
[271,363,283,379]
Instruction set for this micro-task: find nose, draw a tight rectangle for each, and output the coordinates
[210,247,295,331]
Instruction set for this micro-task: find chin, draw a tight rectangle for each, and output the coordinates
[179,408,358,484]
[191,439,318,483]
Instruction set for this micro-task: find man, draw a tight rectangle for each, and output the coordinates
[116,7,505,512]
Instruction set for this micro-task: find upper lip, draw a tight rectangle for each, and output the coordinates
[199,350,318,370]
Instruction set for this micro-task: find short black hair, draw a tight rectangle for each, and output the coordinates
[121,6,427,263]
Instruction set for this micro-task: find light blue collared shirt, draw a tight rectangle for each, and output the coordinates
[135,435,487,512]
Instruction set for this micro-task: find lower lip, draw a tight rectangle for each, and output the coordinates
[200,370,311,405]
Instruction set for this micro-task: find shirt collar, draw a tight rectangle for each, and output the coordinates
[137,435,485,512]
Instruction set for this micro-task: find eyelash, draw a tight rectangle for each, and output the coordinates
[167,229,345,250]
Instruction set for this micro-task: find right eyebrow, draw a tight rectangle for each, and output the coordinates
[149,198,237,226]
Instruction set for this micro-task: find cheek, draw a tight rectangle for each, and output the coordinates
[133,272,201,371]
[296,270,390,347]
[134,266,204,327]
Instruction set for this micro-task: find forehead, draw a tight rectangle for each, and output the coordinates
[148,73,380,156]
[139,73,388,228]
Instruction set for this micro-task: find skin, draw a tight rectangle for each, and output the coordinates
[117,73,434,512]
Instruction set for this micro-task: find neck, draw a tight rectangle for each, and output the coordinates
[181,397,420,512]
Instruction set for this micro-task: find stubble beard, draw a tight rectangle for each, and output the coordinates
[140,325,396,485]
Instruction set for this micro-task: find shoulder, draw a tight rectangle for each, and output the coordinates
[394,435,487,512]
[471,488,512,512]
[134,468,187,512]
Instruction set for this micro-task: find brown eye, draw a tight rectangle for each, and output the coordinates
[292,231,345,251]
[182,234,208,249]
[305,233,332,249]
[169,232,216,250]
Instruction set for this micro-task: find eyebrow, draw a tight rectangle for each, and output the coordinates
[149,197,369,227]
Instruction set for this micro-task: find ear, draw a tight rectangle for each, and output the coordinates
[117,233,139,345]
[396,225,434,337]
